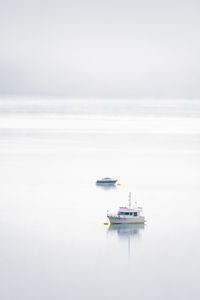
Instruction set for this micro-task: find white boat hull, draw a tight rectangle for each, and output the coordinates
[108,216,145,224]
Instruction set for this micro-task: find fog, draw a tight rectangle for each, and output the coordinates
[1,98,200,300]
[0,0,200,97]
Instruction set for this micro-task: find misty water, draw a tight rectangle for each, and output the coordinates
[0,98,200,300]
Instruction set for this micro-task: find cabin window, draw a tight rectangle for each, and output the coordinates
[118,212,131,216]
[134,212,137,216]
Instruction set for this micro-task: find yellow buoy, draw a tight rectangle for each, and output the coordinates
[117,183,121,186]
[104,222,109,225]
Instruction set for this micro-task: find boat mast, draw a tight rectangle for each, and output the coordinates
[129,192,131,209]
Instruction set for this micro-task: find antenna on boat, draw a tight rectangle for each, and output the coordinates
[129,192,131,209]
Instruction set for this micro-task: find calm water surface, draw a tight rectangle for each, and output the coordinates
[0,98,200,300]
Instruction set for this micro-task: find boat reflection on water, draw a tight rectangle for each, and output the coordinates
[96,184,117,190]
[107,224,145,258]
[108,224,144,238]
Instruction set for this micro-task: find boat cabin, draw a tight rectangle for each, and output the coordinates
[117,206,142,217]
[118,211,138,216]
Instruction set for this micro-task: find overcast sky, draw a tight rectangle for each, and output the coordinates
[0,0,200,98]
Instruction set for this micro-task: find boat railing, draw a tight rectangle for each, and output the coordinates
[107,214,121,218]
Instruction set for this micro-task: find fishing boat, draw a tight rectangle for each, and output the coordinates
[96,177,117,185]
[107,192,145,224]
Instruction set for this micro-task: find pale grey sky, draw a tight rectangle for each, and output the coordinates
[0,0,200,98]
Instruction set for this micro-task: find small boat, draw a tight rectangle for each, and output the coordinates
[107,192,145,224]
[96,177,118,185]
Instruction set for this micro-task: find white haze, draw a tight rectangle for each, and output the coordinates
[0,0,200,97]
[0,98,200,300]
